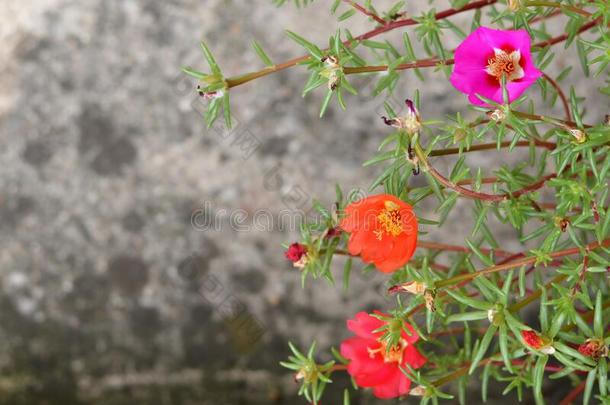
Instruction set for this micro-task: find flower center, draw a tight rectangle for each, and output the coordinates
[486,48,525,82]
[367,338,407,363]
[375,201,403,240]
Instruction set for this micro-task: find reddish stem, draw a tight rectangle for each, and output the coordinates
[542,72,572,121]
[559,380,587,405]
[342,0,386,25]
[225,0,499,88]
[429,139,556,157]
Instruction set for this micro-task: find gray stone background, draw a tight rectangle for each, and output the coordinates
[0,0,606,404]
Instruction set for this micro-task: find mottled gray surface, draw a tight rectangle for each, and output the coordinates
[0,0,606,404]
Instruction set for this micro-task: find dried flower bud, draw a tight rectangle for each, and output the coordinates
[555,217,570,232]
[508,0,522,11]
[489,108,506,122]
[404,99,422,134]
[591,201,600,224]
[381,99,421,135]
[388,281,426,295]
[285,243,308,268]
[424,289,436,312]
[569,128,586,144]
[321,55,341,91]
[410,385,427,396]
[578,339,609,359]
[328,73,340,91]
[196,86,223,100]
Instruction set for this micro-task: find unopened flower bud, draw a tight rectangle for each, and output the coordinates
[569,128,586,144]
[521,330,555,354]
[453,128,466,142]
[578,339,609,359]
[325,226,342,239]
[285,243,309,268]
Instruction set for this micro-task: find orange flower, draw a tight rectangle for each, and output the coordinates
[340,194,417,273]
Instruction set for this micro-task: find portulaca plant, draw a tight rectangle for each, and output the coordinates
[185,0,610,403]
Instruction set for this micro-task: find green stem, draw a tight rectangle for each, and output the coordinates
[342,0,386,25]
[429,139,556,157]
[225,0,498,88]
[435,239,608,289]
[524,1,592,17]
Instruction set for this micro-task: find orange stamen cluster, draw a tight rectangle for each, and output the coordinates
[368,338,407,363]
[486,49,524,82]
[375,201,404,240]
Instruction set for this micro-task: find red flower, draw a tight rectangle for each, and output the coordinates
[340,194,418,273]
[340,311,427,399]
[285,243,307,263]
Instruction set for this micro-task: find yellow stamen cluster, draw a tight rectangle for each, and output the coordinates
[486,49,524,82]
[367,339,407,363]
[375,201,404,240]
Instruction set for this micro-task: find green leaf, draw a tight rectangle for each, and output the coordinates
[499,324,514,373]
[469,325,497,374]
[338,9,357,21]
[446,311,489,323]
[446,290,493,310]
[286,30,324,59]
[182,67,207,80]
[533,355,548,404]
[200,41,222,75]
[600,358,608,397]
[342,258,352,293]
[584,367,598,405]
[320,90,334,117]
[593,289,604,337]
[222,91,232,129]
[251,40,274,66]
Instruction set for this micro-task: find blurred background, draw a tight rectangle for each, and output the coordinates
[0,0,606,404]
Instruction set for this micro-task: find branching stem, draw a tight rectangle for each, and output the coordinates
[342,0,386,25]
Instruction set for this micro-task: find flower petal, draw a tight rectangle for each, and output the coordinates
[371,368,409,399]
[402,345,427,369]
[346,312,384,339]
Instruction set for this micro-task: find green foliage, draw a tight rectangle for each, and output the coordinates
[188,0,610,403]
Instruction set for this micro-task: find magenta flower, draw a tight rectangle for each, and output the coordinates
[450,26,542,106]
